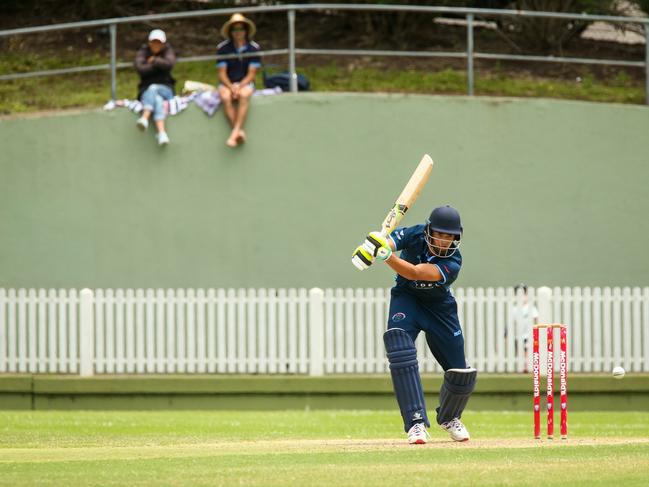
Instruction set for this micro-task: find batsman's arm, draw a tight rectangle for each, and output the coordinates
[382,253,443,282]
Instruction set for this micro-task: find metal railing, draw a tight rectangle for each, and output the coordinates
[1,3,648,104]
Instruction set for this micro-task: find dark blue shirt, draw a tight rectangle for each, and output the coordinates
[216,40,261,83]
[389,224,462,299]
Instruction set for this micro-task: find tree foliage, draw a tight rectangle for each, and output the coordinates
[0,0,629,52]
[507,0,618,51]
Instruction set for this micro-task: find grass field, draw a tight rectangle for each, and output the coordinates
[2,410,649,486]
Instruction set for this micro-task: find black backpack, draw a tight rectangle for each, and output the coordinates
[262,71,310,92]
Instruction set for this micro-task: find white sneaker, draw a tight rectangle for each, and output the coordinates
[136,116,148,131]
[407,423,430,445]
[157,132,170,146]
[440,417,470,442]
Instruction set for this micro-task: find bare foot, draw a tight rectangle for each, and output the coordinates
[236,130,246,144]
[226,135,238,148]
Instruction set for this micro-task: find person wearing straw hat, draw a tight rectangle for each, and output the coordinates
[134,29,176,146]
[216,13,261,148]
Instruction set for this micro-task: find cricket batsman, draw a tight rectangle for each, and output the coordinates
[352,205,477,444]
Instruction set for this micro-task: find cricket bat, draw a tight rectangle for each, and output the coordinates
[352,154,434,270]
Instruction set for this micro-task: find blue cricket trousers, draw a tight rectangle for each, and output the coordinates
[387,288,467,371]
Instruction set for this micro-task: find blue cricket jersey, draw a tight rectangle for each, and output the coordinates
[216,40,262,83]
[389,224,462,299]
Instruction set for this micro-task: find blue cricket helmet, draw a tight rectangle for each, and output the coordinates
[425,205,462,258]
[427,205,463,237]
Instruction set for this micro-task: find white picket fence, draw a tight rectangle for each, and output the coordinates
[0,287,648,375]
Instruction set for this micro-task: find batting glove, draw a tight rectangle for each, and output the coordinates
[367,231,393,261]
[364,231,389,257]
[352,244,374,270]
[376,245,392,261]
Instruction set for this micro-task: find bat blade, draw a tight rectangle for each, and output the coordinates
[351,154,434,270]
[379,154,434,236]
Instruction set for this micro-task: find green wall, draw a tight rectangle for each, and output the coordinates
[1,94,648,288]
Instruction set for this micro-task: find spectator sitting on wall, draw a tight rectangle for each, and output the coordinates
[134,29,177,146]
[217,13,261,148]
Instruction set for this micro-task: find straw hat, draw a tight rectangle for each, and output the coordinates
[220,13,256,39]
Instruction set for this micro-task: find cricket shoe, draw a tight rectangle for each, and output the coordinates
[407,422,430,444]
[440,418,470,442]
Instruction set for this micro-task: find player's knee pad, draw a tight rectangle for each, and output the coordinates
[383,328,429,431]
[436,367,477,425]
[384,328,419,369]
